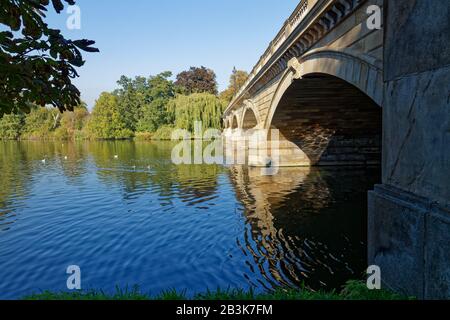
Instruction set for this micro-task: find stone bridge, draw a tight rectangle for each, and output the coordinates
[224,0,383,167]
[223,0,450,299]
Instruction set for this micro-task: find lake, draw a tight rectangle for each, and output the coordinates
[0,141,380,299]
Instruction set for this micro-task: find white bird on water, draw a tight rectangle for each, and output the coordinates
[64,156,68,160]
[41,159,46,164]
[114,155,119,159]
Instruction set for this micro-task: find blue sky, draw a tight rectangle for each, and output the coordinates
[46,0,299,108]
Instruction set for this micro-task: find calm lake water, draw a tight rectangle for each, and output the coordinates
[0,141,380,299]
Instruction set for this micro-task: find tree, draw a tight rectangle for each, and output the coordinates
[113,72,175,133]
[219,68,248,103]
[87,92,132,139]
[167,93,226,132]
[114,75,148,131]
[0,0,99,115]
[21,105,60,139]
[0,113,23,140]
[137,72,175,132]
[54,104,89,139]
[175,66,218,95]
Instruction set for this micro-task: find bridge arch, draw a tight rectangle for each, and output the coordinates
[265,49,382,166]
[228,117,233,129]
[240,101,260,130]
[231,114,239,129]
[265,49,383,130]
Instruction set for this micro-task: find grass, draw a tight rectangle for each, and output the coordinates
[24,281,413,301]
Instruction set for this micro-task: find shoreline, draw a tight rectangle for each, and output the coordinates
[23,281,412,301]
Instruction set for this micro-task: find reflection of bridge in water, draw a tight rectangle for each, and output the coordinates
[223,0,450,298]
[228,165,379,290]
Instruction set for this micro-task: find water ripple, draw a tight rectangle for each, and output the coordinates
[0,141,379,298]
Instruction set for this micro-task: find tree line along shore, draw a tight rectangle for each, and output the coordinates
[0,67,248,141]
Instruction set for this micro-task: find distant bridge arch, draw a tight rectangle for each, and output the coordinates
[240,101,260,130]
[230,114,239,130]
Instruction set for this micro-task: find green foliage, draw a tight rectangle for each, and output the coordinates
[175,66,218,95]
[114,76,147,131]
[151,125,176,140]
[0,0,98,115]
[0,103,89,141]
[87,92,133,140]
[134,131,153,141]
[339,280,409,300]
[0,67,225,140]
[110,72,175,134]
[135,72,175,132]
[21,107,60,140]
[167,93,226,132]
[220,68,248,103]
[25,286,150,301]
[0,113,23,140]
[24,281,413,301]
[53,105,89,140]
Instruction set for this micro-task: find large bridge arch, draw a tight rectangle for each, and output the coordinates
[264,50,382,166]
[264,49,383,130]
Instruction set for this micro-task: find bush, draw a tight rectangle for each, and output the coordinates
[134,132,153,141]
[74,129,87,141]
[56,106,89,140]
[0,114,23,140]
[53,126,70,140]
[21,107,59,140]
[151,125,175,140]
[114,129,135,140]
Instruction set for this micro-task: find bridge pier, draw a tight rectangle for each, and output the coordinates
[222,0,449,298]
[368,0,450,299]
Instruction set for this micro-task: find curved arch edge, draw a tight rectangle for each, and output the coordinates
[264,48,383,130]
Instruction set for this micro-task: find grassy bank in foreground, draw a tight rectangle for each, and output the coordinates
[24,281,413,300]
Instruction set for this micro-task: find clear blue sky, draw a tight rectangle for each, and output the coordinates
[47,0,299,108]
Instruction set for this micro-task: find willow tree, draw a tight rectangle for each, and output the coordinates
[167,93,226,133]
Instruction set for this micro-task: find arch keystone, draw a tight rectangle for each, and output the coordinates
[287,57,303,80]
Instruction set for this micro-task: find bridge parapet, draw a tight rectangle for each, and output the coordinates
[225,0,366,116]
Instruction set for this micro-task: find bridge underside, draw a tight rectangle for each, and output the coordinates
[271,74,381,166]
[223,0,450,299]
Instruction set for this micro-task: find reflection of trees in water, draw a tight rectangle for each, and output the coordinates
[86,141,223,204]
[228,165,380,291]
[0,141,88,201]
[0,142,31,224]
[175,164,222,203]
[0,141,89,229]
[0,141,225,223]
